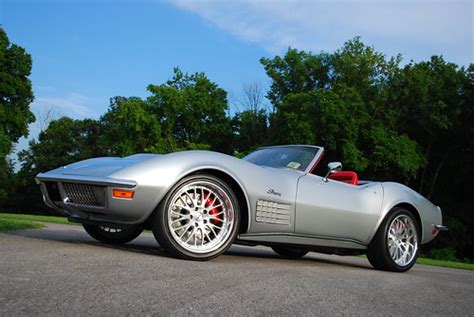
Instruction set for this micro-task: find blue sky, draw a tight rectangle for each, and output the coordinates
[1,0,472,156]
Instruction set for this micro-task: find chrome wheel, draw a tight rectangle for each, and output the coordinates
[167,181,236,254]
[387,215,418,266]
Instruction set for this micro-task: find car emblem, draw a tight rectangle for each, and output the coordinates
[267,189,282,197]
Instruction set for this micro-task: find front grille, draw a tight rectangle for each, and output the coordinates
[63,183,106,207]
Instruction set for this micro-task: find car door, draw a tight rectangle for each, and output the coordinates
[295,173,383,244]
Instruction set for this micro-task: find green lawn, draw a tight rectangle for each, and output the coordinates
[0,212,70,232]
[416,257,474,271]
[0,213,70,225]
[0,217,44,231]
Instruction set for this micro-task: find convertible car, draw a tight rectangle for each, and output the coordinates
[36,145,446,272]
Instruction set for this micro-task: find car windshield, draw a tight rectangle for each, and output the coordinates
[242,146,320,171]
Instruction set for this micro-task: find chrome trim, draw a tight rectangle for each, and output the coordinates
[238,232,367,249]
[36,173,136,188]
[323,161,342,182]
[434,224,448,231]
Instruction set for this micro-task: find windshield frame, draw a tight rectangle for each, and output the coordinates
[243,145,325,174]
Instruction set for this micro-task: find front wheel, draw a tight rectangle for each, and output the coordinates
[82,224,144,244]
[367,208,420,272]
[152,174,240,261]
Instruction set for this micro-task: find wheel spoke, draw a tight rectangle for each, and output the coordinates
[204,230,212,243]
[174,222,192,231]
[207,223,218,237]
[179,225,192,239]
[210,194,219,207]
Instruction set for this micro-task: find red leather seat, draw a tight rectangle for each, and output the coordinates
[328,171,359,185]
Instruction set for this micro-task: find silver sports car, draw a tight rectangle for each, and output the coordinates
[36,145,446,272]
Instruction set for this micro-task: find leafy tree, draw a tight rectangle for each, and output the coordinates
[99,97,162,156]
[147,68,233,153]
[331,37,401,106]
[261,39,425,181]
[0,27,35,206]
[232,109,269,153]
[312,86,369,171]
[387,56,469,197]
[260,49,331,107]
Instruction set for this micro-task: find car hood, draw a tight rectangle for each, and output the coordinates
[58,154,160,178]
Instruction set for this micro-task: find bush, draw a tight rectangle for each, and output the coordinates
[425,248,458,262]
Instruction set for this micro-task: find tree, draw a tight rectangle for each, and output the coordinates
[387,56,469,197]
[0,27,35,206]
[260,48,331,107]
[147,68,233,153]
[261,39,425,181]
[232,109,269,153]
[99,97,162,156]
[232,82,269,153]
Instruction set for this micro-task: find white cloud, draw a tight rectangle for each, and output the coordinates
[168,0,473,65]
[33,93,96,118]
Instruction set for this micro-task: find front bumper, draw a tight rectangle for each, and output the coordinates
[36,173,156,225]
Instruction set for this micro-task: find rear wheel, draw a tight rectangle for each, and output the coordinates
[367,208,419,272]
[152,174,240,261]
[82,224,143,244]
[271,246,308,259]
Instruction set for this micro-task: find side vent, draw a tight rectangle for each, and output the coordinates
[256,200,291,225]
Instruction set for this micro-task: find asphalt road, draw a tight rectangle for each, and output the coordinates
[1,223,473,316]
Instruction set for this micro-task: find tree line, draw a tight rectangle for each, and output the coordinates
[1,27,473,260]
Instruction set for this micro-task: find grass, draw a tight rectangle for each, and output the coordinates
[0,212,70,232]
[416,257,474,271]
[0,218,44,231]
[0,212,71,225]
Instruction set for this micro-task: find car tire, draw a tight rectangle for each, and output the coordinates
[82,224,143,244]
[271,246,308,258]
[367,207,420,272]
[152,174,240,261]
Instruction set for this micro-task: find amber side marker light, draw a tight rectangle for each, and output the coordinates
[112,189,134,199]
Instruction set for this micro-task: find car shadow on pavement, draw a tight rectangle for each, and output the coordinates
[7,225,373,270]
[225,245,374,270]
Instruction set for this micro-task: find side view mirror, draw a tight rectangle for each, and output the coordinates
[323,162,342,182]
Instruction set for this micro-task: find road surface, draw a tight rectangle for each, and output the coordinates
[1,223,473,316]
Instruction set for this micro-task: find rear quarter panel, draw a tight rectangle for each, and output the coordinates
[376,182,442,244]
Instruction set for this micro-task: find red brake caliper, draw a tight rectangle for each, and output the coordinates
[204,193,222,225]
